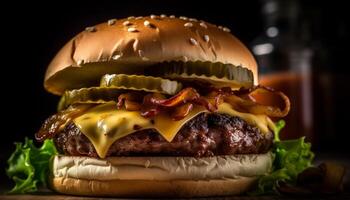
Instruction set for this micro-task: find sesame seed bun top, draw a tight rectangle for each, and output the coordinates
[44,15,258,95]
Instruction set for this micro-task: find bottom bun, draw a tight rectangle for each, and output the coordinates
[50,177,257,197]
[50,153,272,197]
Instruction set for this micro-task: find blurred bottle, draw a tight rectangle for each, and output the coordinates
[250,0,314,142]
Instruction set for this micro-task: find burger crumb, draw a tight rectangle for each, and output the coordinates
[107,19,117,26]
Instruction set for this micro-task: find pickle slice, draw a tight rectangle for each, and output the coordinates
[58,74,183,111]
[145,61,254,89]
[100,74,182,95]
[57,87,125,111]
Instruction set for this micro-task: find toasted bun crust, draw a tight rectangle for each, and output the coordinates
[50,153,272,197]
[44,15,258,95]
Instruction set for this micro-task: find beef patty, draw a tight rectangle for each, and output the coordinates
[54,113,273,157]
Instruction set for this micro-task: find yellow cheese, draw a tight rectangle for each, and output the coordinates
[74,102,276,158]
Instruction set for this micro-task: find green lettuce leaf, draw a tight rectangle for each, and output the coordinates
[251,120,314,195]
[6,138,57,194]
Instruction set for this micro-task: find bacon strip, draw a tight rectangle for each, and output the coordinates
[193,97,218,112]
[117,85,290,120]
[141,88,221,117]
[140,105,161,118]
[171,103,193,121]
[117,93,142,110]
[145,87,200,107]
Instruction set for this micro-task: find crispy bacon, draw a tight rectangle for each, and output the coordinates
[205,91,225,110]
[192,97,217,112]
[145,87,200,107]
[124,100,141,111]
[117,93,142,110]
[141,88,219,118]
[140,105,161,118]
[171,103,193,120]
[140,93,164,117]
[116,85,290,120]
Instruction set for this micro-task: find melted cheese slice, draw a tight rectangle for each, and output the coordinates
[74,102,276,158]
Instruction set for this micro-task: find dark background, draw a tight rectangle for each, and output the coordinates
[1,0,349,187]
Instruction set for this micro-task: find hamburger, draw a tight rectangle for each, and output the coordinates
[6,15,313,197]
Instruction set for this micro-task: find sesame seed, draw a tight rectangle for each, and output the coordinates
[169,15,175,18]
[123,21,132,26]
[223,27,231,32]
[184,22,193,27]
[85,26,96,32]
[199,22,207,29]
[218,25,223,29]
[135,16,143,20]
[128,16,135,20]
[203,35,210,42]
[179,16,188,20]
[189,38,198,45]
[150,15,161,20]
[144,20,150,26]
[189,18,197,22]
[160,14,167,18]
[77,59,84,65]
[144,20,156,29]
[127,27,138,32]
[107,19,116,25]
